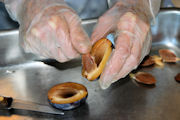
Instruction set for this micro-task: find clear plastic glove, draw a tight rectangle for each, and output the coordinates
[2,0,92,62]
[91,0,161,89]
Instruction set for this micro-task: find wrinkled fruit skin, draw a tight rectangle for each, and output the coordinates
[82,38,112,81]
[48,82,88,110]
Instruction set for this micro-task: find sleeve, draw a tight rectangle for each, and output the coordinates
[108,0,161,22]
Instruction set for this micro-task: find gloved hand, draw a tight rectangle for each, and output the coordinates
[91,0,161,89]
[2,0,91,62]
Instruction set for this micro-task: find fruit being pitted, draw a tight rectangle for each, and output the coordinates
[82,38,112,81]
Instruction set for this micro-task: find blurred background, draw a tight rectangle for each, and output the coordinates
[0,0,179,30]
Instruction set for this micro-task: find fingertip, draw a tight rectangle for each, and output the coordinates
[99,72,118,89]
[78,38,92,54]
[62,10,92,54]
[56,48,69,63]
[91,16,115,45]
[91,31,100,45]
[98,49,130,89]
[99,78,111,90]
[69,21,92,54]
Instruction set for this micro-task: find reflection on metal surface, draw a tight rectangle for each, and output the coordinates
[11,99,64,115]
[0,9,179,120]
[11,71,27,98]
[0,115,31,120]
[151,9,180,48]
[0,71,27,98]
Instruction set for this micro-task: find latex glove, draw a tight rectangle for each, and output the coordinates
[91,0,161,89]
[2,0,91,62]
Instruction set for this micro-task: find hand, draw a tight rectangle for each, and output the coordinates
[91,1,152,89]
[19,0,91,62]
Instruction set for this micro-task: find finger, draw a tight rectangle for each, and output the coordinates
[99,32,132,89]
[114,36,142,81]
[91,15,116,44]
[62,9,92,54]
[26,21,54,58]
[27,26,69,62]
[56,48,69,62]
[115,33,151,80]
[48,13,79,60]
[140,31,152,60]
[28,15,70,62]
[99,12,138,89]
[114,18,150,80]
[91,2,126,44]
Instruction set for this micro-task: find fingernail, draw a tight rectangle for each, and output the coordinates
[99,74,117,89]
[99,79,111,89]
[79,40,92,53]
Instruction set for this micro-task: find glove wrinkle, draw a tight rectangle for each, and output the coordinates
[3,0,91,62]
[92,0,160,89]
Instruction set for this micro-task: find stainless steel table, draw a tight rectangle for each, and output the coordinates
[0,9,180,120]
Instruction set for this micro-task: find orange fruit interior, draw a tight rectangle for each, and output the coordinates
[48,82,88,104]
[82,38,112,81]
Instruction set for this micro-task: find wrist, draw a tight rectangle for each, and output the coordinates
[4,0,24,21]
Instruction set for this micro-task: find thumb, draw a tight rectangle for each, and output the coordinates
[91,15,116,45]
[63,9,92,54]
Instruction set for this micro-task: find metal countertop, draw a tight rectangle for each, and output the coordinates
[0,9,180,120]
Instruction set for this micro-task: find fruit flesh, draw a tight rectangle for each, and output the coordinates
[48,82,88,104]
[82,38,112,81]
